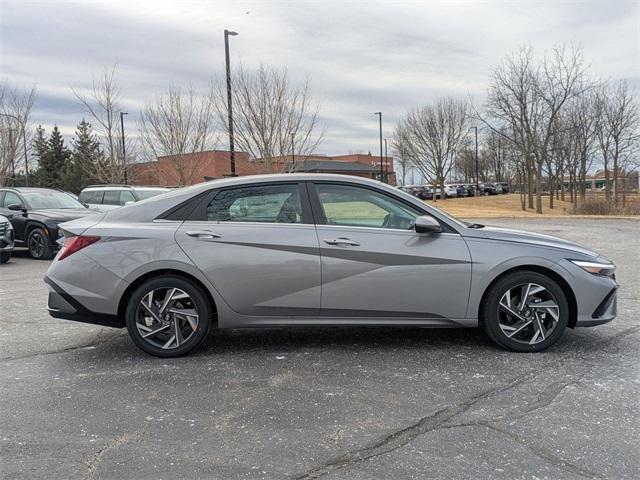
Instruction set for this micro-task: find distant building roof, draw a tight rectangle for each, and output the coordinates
[298,160,380,173]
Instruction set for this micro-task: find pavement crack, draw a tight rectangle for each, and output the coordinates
[0,330,126,363]
[294,371,537,479]
[83,430,144,480]
[479,423,604,479]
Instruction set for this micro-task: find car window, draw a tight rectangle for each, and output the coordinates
[315,184,421,230]
[120,190,136,205]
[134,189,169,200]
[21,191,85,209]
[2,191,21,208]
[79,190,104,204]
[205,184,302,223]
[103,190,122,206]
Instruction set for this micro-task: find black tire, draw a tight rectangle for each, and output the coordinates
[27,227,54,260]
[481,271,569,352]
[0,251,10,264]
[125,275,213,357]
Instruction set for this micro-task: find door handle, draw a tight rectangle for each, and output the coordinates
[323,237,360,246]
[186,230,222,239]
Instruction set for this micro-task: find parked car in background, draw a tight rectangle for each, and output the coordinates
[0,187,96,259]
[0,214,14,264]
[79,185,171,212]
[45,173,618,357]
[479,183,499,195]
[494,183,504,194]
[441,185,459,198]
[496,182,510,194]
[403,185,433,201]
[454,184,470,197]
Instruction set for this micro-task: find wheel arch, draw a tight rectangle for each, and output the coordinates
[478,265,578,328]
[117,268,218,325]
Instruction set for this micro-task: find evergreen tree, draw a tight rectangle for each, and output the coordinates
[38,126,70,189]
[64,119,102,192]
[31,125,49,186]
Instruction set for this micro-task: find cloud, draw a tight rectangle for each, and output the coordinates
[1,0,638,155]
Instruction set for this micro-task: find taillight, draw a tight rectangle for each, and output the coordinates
[57,235,100,261]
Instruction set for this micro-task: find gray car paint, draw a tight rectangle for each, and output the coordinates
[45,173,617,329]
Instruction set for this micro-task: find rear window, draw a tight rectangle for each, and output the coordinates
[135,189,169,200]
[79,190,104,204]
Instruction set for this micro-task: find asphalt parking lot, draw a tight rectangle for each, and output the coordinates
[1,218,638,480]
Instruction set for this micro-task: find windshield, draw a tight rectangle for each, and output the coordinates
[22,191,85,209]
[135,188,170,200]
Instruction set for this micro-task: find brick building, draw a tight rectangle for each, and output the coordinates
[131,151,395,186]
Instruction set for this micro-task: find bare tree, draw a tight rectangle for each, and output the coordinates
[0,82,36,186]
[391,127,413,186]
[594,80,639,205]
[72,64,128,183]
[212,64,323,172]
[395,97,469,199]
[138,86,219,185]
[483,45,587,213]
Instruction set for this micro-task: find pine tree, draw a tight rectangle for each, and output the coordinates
[38,126,70,189]
[64,119,102,192]
[31,125,49,186]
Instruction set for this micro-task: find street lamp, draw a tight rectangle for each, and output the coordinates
[120,112,128,184]
[384,137,388,181]
[224,29,239,176]
[0,113,29,186]
[374,112,383,182]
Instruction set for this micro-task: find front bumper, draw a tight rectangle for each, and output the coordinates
[576,286,617,327]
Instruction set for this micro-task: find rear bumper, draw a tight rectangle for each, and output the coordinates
[44,276,124,328]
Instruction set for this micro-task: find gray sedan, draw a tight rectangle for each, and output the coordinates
[44,174,617,357]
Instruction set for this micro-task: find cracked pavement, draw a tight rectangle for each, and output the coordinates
[1,218,638,479]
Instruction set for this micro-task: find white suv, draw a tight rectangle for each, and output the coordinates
[78,185,170,212]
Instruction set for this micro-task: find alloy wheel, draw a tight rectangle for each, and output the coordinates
[135,287,200,350]
[497,282,560,345]
[29,232,45,258]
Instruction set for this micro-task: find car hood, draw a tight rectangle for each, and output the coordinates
[472,226,599,257]
[30,208,96,222]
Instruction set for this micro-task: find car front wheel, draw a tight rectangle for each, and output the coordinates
[125,276,213,357]
[27,228,54,260]
[481,271,569,352]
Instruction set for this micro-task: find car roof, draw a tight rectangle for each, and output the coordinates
[82,185,170,191]
[0,187,62,193]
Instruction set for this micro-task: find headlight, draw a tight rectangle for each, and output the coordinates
[570,260,616,277]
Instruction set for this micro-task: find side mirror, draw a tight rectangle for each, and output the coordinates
[415,215,442,234]
[7,203,24,212]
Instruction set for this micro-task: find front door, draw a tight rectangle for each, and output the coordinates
[176,182,321,317]
[310,182,472,320]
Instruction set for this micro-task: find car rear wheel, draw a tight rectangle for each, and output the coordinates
[125,276,212,357]
[27,228,54,260]
[481,271,569,352]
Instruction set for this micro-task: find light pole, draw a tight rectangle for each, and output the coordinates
[224,29,239,176]
[384,137,388,182]
[120,112,128,184]
[0,113,29,186]
[374,112,383,182]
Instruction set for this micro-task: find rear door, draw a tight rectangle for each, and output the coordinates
[176,182,322,317]
[309,182,472,320]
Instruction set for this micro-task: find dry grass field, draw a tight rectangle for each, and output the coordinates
[426,193,640,218]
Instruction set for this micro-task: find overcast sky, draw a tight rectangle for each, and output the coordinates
[1,0,639,155]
